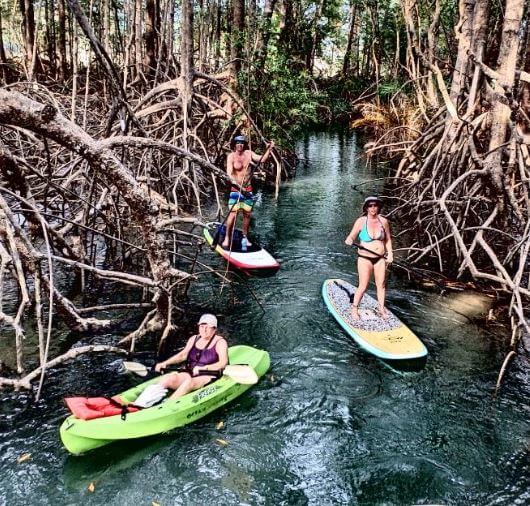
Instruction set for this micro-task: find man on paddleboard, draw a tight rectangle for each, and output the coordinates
[222,135,275,248]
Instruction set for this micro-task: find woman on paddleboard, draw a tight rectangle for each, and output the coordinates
[153,314,228,399]
[345,196,393,320]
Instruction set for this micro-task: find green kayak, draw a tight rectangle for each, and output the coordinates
[60,345,270,455]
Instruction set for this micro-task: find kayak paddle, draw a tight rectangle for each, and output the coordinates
[350,243,447,289]
[123,361,259,385]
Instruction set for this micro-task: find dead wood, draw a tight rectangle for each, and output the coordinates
[0,64,289,395]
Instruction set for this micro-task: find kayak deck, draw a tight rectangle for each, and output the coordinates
[60,345,270,455]
[203,223,280,276]
[322,279,428,360]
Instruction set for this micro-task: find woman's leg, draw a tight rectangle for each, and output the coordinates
[169,375,214,399]
[351,258,373,320]
[373,259,388,319]
[159,371,191,391]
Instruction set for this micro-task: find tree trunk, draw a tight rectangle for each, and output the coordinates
[230,0,245,81]
[180,0,193,82]
[180,0,193,175]
[484,0,525,202]
[144,0,160,78]
[57,0,67,81]
[214,0,222,69]
[278,0,294,55]
[134,0,142,77]
[426,0,440,108]
[308,0,324,74]
[342,0,357,75]
[449,0,476,105]
[19,0,36,75]
[466,0,490,115]
[45,0,56,77]
[0,6,7,82]
[255,0,276,70]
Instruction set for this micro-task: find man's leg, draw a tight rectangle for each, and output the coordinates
[242,211,252,244]
[222,211,238,248]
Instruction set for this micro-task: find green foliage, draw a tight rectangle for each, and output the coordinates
[246,53,322,140]
[377,80,406,100]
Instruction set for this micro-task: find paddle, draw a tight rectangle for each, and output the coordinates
[349,243,447,289]
[122,361,259,385]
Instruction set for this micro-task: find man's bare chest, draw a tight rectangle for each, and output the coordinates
[232,153,251,170]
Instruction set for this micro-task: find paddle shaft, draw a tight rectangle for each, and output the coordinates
[351,243,446,288]
[126,361,259,385]
[351,242,386,260]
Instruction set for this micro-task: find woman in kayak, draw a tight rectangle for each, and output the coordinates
[345,196,393,320]
[154,314,228,399]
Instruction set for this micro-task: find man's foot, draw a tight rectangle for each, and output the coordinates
[350,305,360,321]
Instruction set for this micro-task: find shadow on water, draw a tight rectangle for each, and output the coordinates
[383,355,428,374]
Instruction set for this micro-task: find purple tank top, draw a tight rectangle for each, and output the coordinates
[187,335,219,369]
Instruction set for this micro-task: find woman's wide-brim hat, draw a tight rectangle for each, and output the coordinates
[362,196,382,211]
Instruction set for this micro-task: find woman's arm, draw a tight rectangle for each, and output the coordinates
[345,218,362,245]
[155,336,195,372]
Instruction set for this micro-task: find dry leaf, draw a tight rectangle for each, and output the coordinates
[269,374,275,382]
[215,438,229,446]
[216,421,224,430]
[17,453,31,464]
[87,482,95,493]
[152,502,161,506]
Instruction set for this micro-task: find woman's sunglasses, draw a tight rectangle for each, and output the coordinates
[367,203,379,208]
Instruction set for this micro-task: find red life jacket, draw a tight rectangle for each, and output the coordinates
[64,396,140,420]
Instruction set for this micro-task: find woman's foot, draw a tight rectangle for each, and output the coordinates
[350,305,360,320]
[221,239,229,249]
[378,307,389,320]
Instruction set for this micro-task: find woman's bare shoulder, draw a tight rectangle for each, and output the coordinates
[353,216,365,225]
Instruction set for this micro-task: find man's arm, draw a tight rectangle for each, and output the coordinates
[226,153,235,181]
[251,141,275,164]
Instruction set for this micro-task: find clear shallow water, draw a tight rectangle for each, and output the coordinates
[1,131,529,505]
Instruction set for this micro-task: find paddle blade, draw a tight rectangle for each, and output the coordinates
[123,361,149,377]
[223,365,259,385]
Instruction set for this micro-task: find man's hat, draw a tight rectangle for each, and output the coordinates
[231,135,248,148]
